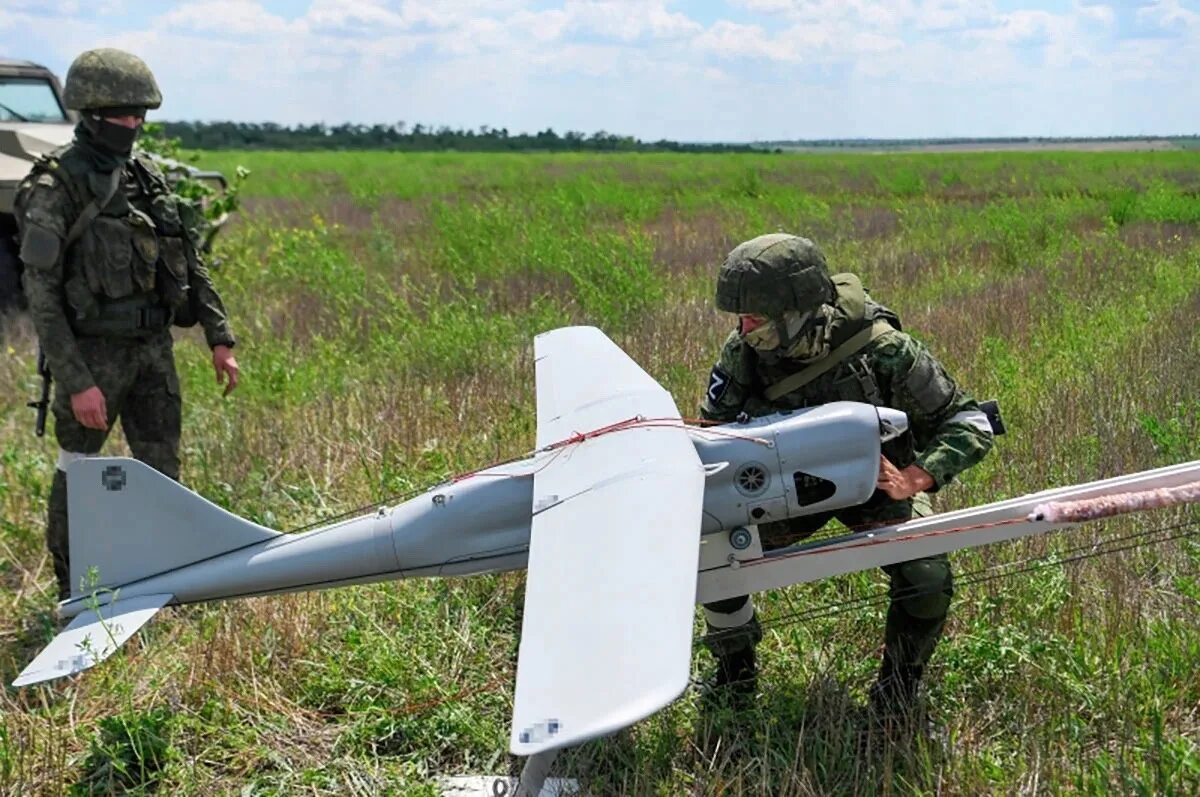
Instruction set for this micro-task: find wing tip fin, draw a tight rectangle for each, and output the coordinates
[510,669,692,755]
[11,593,173,688]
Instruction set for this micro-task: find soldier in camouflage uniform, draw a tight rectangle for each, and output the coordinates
[14,49,239,599]
[700,233,993,716]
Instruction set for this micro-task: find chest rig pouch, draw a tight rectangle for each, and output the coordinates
[75,171,159,301]
[146,190,193,317]
[827,351,914,467]
[829,353,884,405]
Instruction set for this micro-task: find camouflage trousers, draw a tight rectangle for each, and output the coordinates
[702,491,953,681]
[47,332,181,598]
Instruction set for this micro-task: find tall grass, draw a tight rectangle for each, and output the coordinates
[1,151,1197,795]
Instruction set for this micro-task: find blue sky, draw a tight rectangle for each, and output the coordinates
[1,1,1197,141]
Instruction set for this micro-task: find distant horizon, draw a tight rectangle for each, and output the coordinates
[3,1,1199,142]
[151,119,1199,147]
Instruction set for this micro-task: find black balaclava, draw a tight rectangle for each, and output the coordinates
[76,109,144,171]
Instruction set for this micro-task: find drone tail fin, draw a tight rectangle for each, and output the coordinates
[12,593,173,686]
[66,457,280,598]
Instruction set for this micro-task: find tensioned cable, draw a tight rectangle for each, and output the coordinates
[719,518,1198,640]
[354,516,1198,720]
[280,415,1199,648]
[283,416,768,533]
[262,418,1198,715]
[698,516,1200,649]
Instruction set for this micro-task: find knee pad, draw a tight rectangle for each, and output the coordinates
[896,558,953,620]
[703,596,762,657]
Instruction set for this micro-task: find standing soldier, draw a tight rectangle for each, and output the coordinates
[700,233,994,719]
[14,48,239,600]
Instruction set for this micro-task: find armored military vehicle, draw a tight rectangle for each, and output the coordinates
[0,58,73,312]
[0,58,228,314]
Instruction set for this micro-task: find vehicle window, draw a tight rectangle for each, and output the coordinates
[0,78,68,123]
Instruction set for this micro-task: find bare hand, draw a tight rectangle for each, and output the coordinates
[70,386,108,430]
[212,345,240,396]
[877,456,934,500]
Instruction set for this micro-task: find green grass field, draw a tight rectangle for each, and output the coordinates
[2,150,1199,795]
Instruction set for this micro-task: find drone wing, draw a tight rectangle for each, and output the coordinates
[510,326,705,755]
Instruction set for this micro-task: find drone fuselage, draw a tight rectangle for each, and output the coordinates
[58,403,896,620]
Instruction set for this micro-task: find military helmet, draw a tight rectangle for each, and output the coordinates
[715,233,835,318]
[62,48,162,111]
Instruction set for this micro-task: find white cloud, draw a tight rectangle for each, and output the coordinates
[1077,3,1115,27]
[156,1,298,37]
[1,0,1198,138]
[693,20,800,62]
[851,31,903,54]
[916,0,996,31]
[560,1,701,41]
[306,0,409,33]
[971,9,1057,44]
[510,9,570,43]
[1137,0,1200,29]
[4,0,84,11]
[398,0,531,30]
[433,16,509,55]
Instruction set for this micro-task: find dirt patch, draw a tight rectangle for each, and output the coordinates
[643,206,736,277]
[1118,221,1200,250]
[1068,216,1108,236]
[535,158,604,182]
[866,243,942,288]
[1164,169,1200,195]
[833,205,900,241]
[934,185,1019,203]
[763,166,878,196]
[481,269,577,316]
[375,196,429,235]
[240,195,312,228]
[780,139,1181,154]
[264,285,335,345]
[242,194,429,236]
[912,267,1052,365]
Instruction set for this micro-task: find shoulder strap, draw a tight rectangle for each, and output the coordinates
[62,168,121,250]
[132,154,169,191]
[763,319,895,402]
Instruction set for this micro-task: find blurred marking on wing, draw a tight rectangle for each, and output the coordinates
[13,593,173,686]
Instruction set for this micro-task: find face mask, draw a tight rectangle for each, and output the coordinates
[782,304,835,363]
[94,119,141,154]
[742,318,782,351]
[741,308,820,353]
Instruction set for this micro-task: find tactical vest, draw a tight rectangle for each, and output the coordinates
[17,145,193,335]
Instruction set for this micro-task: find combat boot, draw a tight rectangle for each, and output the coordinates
[864,660,946,749]
[701,645,758,712]
[867,657,924,728]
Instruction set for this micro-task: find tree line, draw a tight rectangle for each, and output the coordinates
[157,121,759,153]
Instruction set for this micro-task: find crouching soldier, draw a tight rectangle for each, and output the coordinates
[700,233,993,719]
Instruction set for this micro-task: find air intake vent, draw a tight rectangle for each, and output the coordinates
[734,463,770,497]
[793,471,837,507]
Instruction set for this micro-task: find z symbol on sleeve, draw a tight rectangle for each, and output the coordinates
[707,367,729,403]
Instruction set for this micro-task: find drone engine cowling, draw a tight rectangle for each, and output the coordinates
[693,402,907,533]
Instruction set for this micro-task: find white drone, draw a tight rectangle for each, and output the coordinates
[14,327,1200,796]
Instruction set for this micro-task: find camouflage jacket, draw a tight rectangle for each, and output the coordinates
[701,274,993,490]
[14,142,235,395]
